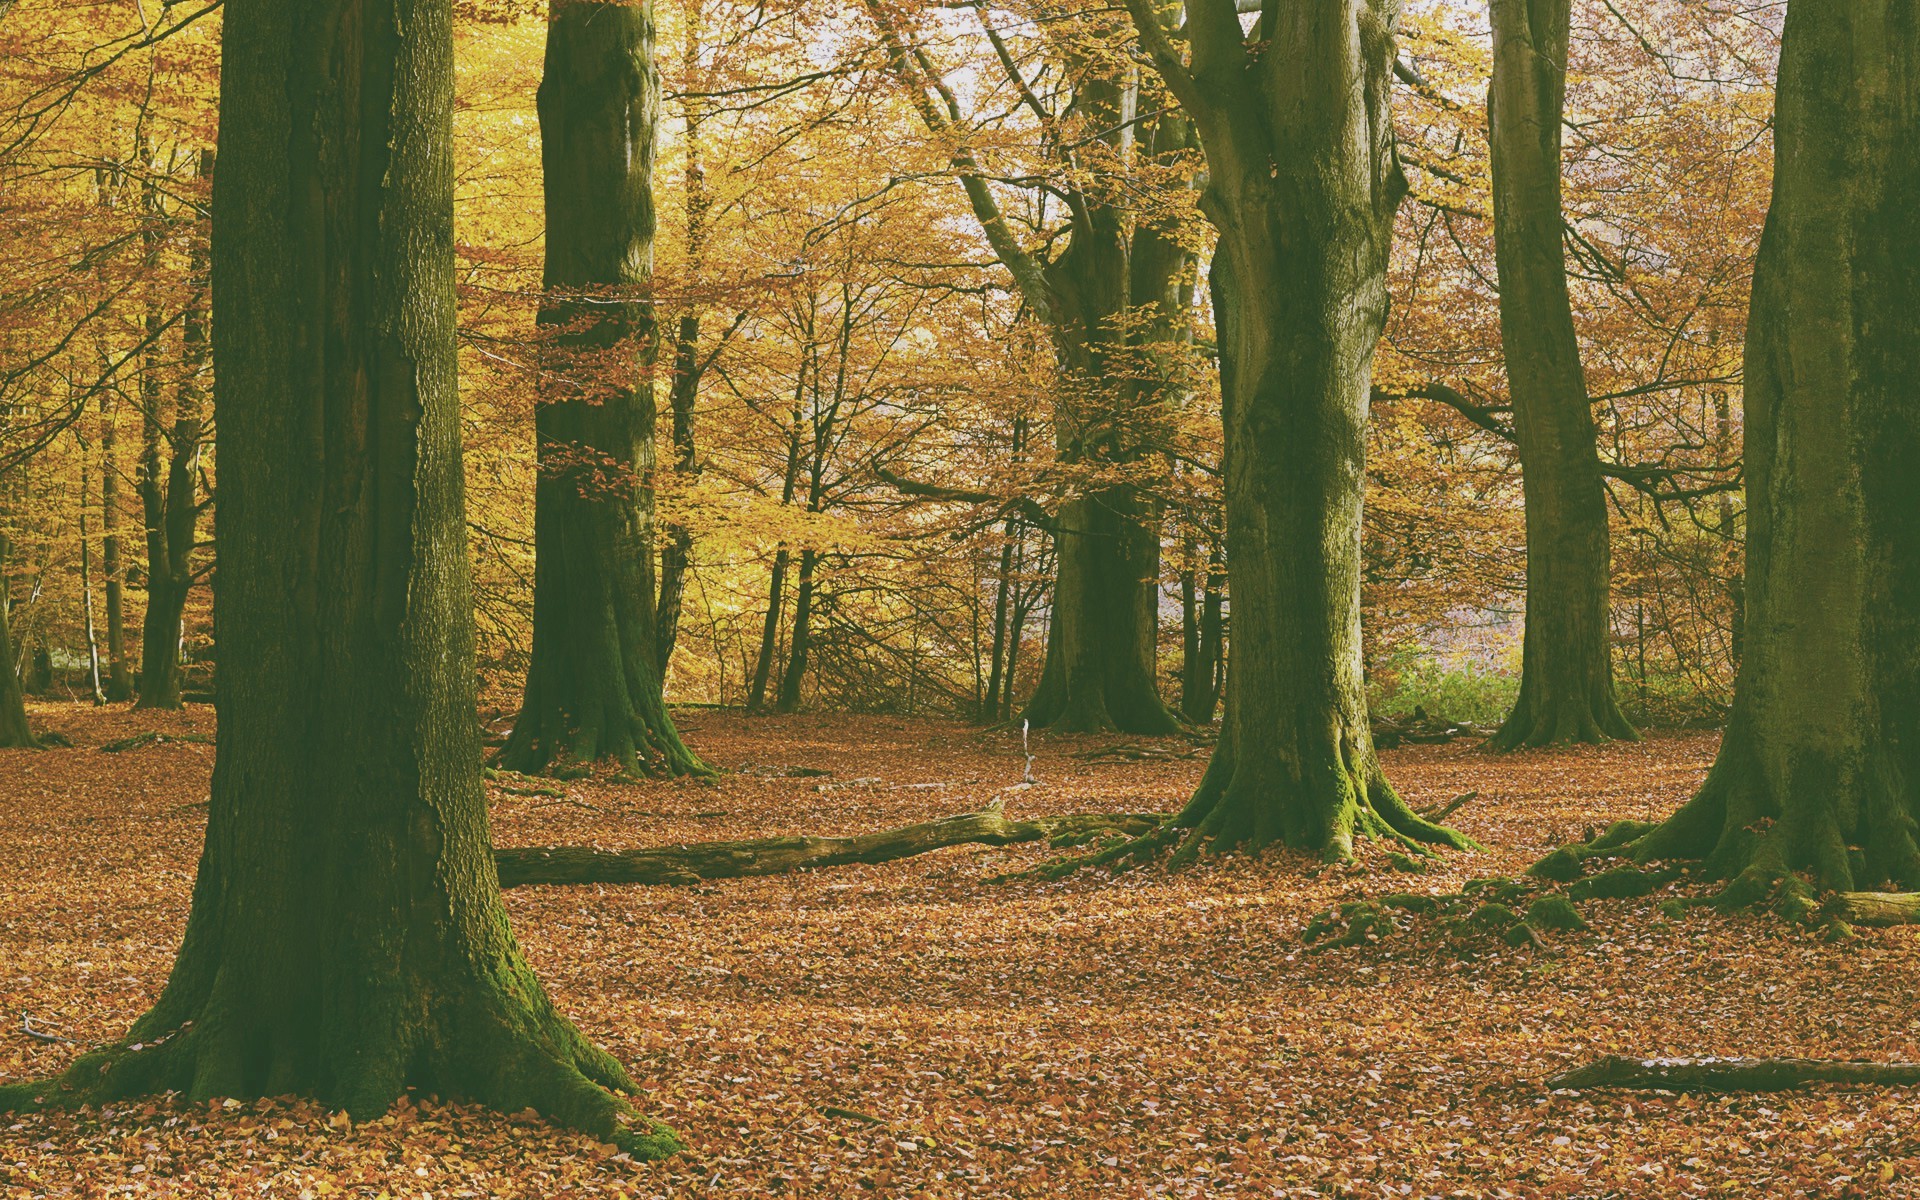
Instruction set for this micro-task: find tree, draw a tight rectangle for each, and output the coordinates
[498,0,706,778]
[1600,0,1920,905]
[1481,0,1636,750]
[866,0,1186,734]
[0,0,682,1156]
[1123,0,1472,858]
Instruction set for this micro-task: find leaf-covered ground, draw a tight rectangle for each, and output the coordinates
[4,705,1918,1198]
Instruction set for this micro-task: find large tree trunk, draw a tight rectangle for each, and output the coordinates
[1482,0,1636,751]
[0,0,681,1158]
[0,530,36,748]
[500,0,704,779]
[1620,0,1920,903]
[135,151,211,712]
[1125,0,1471,861]
[1020,207,1182,736]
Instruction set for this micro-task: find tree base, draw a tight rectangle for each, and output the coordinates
[1542,730,1920,916]
[1021,685,1184,737]
[499,696,712,782]
[0,992,683,1160]
[1483,690,1639,753]
[1166,734,1481,865]
[1030,736,1479,878]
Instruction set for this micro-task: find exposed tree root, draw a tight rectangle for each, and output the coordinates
[1024,735,1480,881]
[1547,1055,1920,1093]
[1532,735,1920,924]
[495,804,1166,888]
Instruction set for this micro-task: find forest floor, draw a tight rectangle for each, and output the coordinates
[3,705,1919,1198]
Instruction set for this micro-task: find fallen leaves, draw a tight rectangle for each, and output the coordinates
[3,706,1919,1197]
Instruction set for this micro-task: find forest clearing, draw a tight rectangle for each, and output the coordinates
[6,0,1920,1193]
[5,706,1918,1197]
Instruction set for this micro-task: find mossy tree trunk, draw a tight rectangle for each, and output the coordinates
[0,0,681,1157]
[1125,0,1472,860]
[1622,0,1920,903]
[1482,0,1636,751]
[499,0,704,778]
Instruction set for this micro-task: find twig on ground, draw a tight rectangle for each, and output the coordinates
[20,1014,71,1043]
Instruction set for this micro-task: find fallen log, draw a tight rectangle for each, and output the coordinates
[494,805,1167,888]
[1418,790,1479,823]
[1828,891,1920,927]
[1547,1055,1920,1092]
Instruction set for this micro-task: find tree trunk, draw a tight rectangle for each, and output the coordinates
[499,0,704,779]
[78,447,106,706]
[983,526,1017,721]
[746,548,789,714]
[1180,532,1225,723]
[773,547,816,713]
[1019,200,1182,736]
[0,0,682,1158]
[1125,0,1471,861]
[1618,0,1920,904]
[135,150,211,712]
[1482,0,1636,751]
[653,11,711,674]
[100,398,132,702]
[0,530,36,748]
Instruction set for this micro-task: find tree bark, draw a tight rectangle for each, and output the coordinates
[0,529,36,748]
[77,446,106,706]
[746,547,789,714]
[1617,0,1920,903]
[496,805,1163,888]
[1179,532,1224,723]
[1124,0,1471,861]
[1829,892,1920,927]
[135,150,211,712]
[100,398,132,702]
[0,0,682,1158]
[500,0,704,779]
[774,547,816,713]
[1482,0,1636,751]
